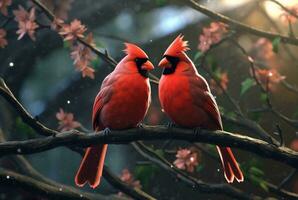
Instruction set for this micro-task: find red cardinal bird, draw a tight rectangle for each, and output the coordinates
[75,43,154,188]
[158,35,243,183]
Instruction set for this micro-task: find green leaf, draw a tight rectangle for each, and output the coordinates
[15,117,36,138]
[249,166,264,176]
[249,112,261,123]
[194,51,203,62]
[134,164,158,189]
[91,58,100,69]
[272,37,281,53]
[292,107,298,119]
[63,41,71,48]
[226,111,236,120]
[196,164,204,172]
[259,181,269,192]
[260,93,268,103]
[240,78,255,96]
[206,55,218,72]
[155,0,167,6]
[154,149,164,158]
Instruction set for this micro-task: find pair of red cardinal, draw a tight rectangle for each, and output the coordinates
[75,35,244,188]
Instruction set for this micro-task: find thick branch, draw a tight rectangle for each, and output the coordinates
[0,125,297,168]
[0,168,124,200]
[187,0,298,46]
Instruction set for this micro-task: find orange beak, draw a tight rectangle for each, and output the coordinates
[141,60,154,71]
[158,57,171,68]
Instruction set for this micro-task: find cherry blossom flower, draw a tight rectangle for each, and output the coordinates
[118,169,142,197]
[70,43,94,66]
[254,68,285,90]
[280,4,298,24]
[210,72,229,95]
[0,29,8,48]
[81,66,95,79]
[13,6,39,41]
[69,33,96,79]
[0,0,12,16]
[59,19,86,42]
[251,38,275,61]
[198,22,228,52]
[174,148,199,173]
[56,108,81,131]
[290,139,298,152]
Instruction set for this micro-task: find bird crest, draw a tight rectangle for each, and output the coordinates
[124,43,148,58]
[164,34,189,57]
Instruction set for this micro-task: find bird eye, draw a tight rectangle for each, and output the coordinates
[165,56,179,63]
[135,58,148,66]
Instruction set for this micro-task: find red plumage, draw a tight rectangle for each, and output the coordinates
[158,35,243,183]
[75,43,153,188]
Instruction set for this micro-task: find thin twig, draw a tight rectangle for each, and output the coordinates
[132,142,259,200]
[268,0,298,19]
[193,143,298,200]
[187,0,298,46]
[277,169,297,190]
[30,0,160,84]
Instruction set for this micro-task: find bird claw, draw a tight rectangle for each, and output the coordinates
[102,128,111,137]
[167,121,176,128]
[194,127,202,137]
[137,123,144,128]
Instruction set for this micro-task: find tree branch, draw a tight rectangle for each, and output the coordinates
[30,0,160,84]
[194,144,298,200]
[0,125,296,168]
[0,78,157,200]
[0,77,297,167]
[268,0,298,19]
[186,0,298,46]
[103,166,157,200]
[132,142,259,200]
[0,78,58,136]
[0,168,125,200]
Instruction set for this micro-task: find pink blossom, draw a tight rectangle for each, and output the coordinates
[254,68,285,90]
[251,38,275,61]
[174,148,199,173]
[118,169,142,197]
[59,19,86,42]
[56,108,81,131]
[81,66,95,79]
[69,33,96,79]
[280,4,298,24]
[290,139,298,152]
[13,6,39,41]
[210,72,229,95]
[0,0,11,16]
[0,29,8,48]
[198,22,228,52]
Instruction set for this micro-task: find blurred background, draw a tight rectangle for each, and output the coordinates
[0,0,298,199]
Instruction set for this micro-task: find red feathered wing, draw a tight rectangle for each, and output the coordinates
[190,75,243,183]
[75,75,113,188]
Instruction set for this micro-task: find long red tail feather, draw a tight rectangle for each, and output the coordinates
[216,146,244,183]
[75,144,108,188]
